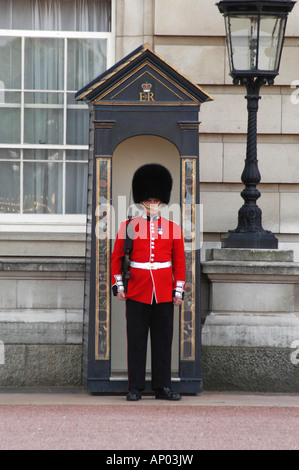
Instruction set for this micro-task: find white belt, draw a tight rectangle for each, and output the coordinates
[130,261,172,270]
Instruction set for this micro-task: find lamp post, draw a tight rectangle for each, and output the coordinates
[217,0,296,248]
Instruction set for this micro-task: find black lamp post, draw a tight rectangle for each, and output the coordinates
[217,0,296,248]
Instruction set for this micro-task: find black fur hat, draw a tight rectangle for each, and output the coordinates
[132,163,173,204]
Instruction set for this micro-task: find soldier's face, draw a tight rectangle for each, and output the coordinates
[142,198,161,216]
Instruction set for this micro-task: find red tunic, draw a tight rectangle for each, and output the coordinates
[111,215,185,304]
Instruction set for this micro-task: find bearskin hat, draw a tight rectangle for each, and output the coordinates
[132,163,173,205]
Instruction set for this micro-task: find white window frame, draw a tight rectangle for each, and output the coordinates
[0,0,115,233]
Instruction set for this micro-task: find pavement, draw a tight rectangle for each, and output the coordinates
[0,387,298,451]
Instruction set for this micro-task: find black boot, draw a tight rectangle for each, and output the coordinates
[155,387,181,401]
[127,389,142,401]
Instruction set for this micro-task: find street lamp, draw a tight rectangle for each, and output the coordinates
[217,0,296,248]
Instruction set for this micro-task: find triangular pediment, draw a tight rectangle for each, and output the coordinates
[76,44,213,106]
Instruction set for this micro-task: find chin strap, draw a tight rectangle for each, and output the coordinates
[141,201,162,211]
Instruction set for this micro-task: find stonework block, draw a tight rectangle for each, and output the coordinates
[200,190,279,233]
[0,345,26,387]
[199,92,247,134]
[212,282,294,313]
[258,143,299,184]
[206,248,294,262]
[280,193,299,233]
[155,44,225,85]
[282,91,299,134]
[199,142,223,182]
[285,3,299,37]
[222,142,299,184]
[122,0,146,36]
[203,312,299,348]
[17,280,84,309]
[0,344,82,387]
[199,92,282,135]
[25,345,82,387]
[276,44,299,85]
[0,310,83,345]
[202,346,299,392]
[154,0,224,36]
[0,281,17,309]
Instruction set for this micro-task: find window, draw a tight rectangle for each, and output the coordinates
[0,0,113,216]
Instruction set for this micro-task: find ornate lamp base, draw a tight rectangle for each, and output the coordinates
[222,231,278,249]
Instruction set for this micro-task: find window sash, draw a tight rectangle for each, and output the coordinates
[0,149,89,214]
[0,0,115,221]
[0,0,111,32]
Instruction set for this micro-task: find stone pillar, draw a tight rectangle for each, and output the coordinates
[201,249,299,392]
[115,0,154,61]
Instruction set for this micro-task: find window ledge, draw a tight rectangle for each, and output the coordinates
[0,214,87,233]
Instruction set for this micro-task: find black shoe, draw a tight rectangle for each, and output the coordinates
[126,389,142,401]
[155,387,181,401]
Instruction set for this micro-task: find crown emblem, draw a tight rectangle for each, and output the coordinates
[141,82,152,93]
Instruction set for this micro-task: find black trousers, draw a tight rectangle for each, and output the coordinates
[126,298,174,391]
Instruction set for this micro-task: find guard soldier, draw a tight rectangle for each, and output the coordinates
[111,164,185,401]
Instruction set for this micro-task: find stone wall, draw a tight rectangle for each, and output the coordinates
[0,258,85,387]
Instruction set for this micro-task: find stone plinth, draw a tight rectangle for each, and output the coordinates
[201,249,299,392]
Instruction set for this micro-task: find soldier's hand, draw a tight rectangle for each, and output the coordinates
[173,297,182,306]
[117,291,126,301]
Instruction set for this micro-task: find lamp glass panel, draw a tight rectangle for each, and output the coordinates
[226,15,259,72]
[258,16,286,71]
